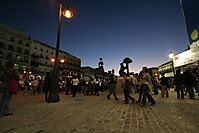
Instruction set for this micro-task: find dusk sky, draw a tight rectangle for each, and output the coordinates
[0,0,195,75]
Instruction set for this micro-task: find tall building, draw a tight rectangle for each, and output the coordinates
[0,23,81,76]
[0,23,31,73]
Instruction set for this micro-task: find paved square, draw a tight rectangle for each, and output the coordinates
[0,90,199,133]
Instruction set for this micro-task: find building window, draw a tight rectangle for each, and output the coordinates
[10,37,14,42]
[51,52,54,55]
[18,40,22,45]
[26,43,29,47]
[46,55,49,60]
[16,54,21,61]
[34,47,37,50]
[40,54,43,58]
[23,56,29,63]
[24,49,30,55]
[8,45,14,51]
[7,52,13,59]
[0,51,3,58]
[41,48,43,51]
[17,47,22,53]
[46,50,48,53]
[0,42,4,48]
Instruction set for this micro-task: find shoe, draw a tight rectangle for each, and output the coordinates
[115,98,120,100]
[107,96,110,100]
[135,101,140,104]
[140,104,145,107]
[131,99,135,103]
[150,102,156,106]
[2,112,13,116]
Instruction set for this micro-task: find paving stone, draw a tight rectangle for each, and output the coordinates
[0,90,199,133]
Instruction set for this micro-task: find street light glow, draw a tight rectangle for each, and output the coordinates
[51,58,55,63]
[63,9,73,19]
[169,53,174,59]
[60,59,65,63]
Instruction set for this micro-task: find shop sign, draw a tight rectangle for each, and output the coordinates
[173,47,199,67]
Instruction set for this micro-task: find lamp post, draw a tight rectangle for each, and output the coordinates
[169,52,175,77]
[179,0,191,44]
[48,0,73,103]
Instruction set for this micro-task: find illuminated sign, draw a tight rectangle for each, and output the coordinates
[173,47,199,67]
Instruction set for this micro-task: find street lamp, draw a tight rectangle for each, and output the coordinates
[48,0,73,103]
[169,52,175,77]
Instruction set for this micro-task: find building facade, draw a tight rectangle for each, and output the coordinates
[0,23,81,76]
[159,40,199,77]
[0,23,31,73]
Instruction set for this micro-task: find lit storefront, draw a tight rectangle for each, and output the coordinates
[173,41,199,72]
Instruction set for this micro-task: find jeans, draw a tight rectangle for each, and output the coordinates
[161,85,169,98]
[141,84,156,105]
[176,84,185,99]
[0,92,12,114]
[107,83,118,99]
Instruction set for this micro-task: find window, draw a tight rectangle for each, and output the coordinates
[7,52,13,59]
[23,56,29,62]
[0,42,4,48]
[51,52,54,55]
[24,49,30,55]
[17,47,22,53]
[34,47,37,50]
[10,37,14,42]
[18,40,22,44]
[0,51,3,58]
[40,54,43,58]
[16,54,21,61]
[8,45,14,51]
[46,50,48,53]
[46,55,49,60]
[41,48,43,51]
[26,43,29,47]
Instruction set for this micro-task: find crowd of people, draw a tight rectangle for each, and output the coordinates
[0,60,199,117]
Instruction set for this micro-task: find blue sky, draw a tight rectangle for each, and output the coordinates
[0,0,195,74]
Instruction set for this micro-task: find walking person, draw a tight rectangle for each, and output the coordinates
[151,76,159,95]
[94,75,100,96]
[71,76,79,97]
[160,73,169,98]
[121,73,135,104]
[174,70,185,100]
[139,67,156,106]
[0,61,19,116]
[107,69,119,100]
[32,77,39,95]
[43,72,51,102]
[65,77,71,95]
[184,69,195,99]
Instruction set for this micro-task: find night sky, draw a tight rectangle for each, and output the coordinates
[0,0,196,75]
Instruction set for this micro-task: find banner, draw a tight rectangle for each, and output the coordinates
[180,0,199,43]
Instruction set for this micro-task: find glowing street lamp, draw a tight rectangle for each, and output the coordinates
[60,59,65,63]
[48,0,73,103]
[51,58,55,63]
[169,53,174,59]
[63,8,73,19]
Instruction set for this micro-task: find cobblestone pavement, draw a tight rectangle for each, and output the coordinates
[0,90,199,133]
